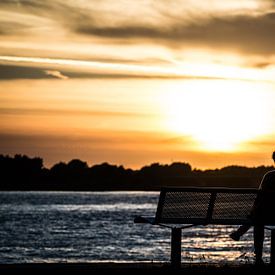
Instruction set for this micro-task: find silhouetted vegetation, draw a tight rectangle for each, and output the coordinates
[0,154,273,191]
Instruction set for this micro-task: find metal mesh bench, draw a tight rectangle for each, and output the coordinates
[134,187,275,266]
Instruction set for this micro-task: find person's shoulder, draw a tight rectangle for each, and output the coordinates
[261,170,275,189]
[263,170,275,178]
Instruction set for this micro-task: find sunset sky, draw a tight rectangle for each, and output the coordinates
[1,0,275,169]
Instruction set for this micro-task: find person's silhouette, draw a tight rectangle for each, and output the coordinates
[229,151,275,264]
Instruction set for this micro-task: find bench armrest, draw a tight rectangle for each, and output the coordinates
[134,216,156,224]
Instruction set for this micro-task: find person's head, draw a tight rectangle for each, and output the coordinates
[272,151,275,162]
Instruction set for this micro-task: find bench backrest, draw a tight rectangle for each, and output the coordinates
[155,187,260,225]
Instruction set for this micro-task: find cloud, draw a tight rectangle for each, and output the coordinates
[45,70,68,79]
[1,1,275,56]
[0,21,30,35]
[0,63,224,80]
[0,58,246,81]
[247,61,273,69]
[0,64,53,79]
[0,64,70,80]
[75,12,275,55]
[0,107,155,118]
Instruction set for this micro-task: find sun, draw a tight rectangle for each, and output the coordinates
[161,80,271,152]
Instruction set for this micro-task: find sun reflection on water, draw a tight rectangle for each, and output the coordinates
[0,192,272,264]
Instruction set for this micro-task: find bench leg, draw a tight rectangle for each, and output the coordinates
[271,229,275,265]
[171,228,181,268]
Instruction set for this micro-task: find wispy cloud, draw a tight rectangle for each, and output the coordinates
[1,0,275,56]
[45,70,68,79]
[1,1,275,83]
[1,55,274,82]
[75,12,275,56]
[0,64,52,79]
[0,107,155,118]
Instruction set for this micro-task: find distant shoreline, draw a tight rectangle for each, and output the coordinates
[1,154,273,191]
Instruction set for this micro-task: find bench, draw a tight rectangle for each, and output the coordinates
[134,187,275,267]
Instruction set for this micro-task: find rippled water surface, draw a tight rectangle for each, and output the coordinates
[0,191,272,264]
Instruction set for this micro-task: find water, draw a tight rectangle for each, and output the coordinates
[0,191,272,264]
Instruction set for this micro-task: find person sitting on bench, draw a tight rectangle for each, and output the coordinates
[229,151,275,264]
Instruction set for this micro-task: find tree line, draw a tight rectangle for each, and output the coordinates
[0,154,273,191]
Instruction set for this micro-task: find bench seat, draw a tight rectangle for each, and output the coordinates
[134,187,275,267]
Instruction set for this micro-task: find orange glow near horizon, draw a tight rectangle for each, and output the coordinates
[0,77,275,169]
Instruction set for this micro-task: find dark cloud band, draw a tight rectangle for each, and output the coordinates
[1,1,275,56]
[76,12,275,55]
